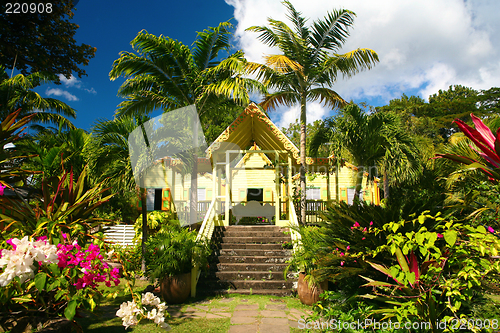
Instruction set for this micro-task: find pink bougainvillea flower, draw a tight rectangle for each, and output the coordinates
[361,237,366,240]
[0,184,6,196]
[437,233,444,238]
[487,226,495,233]
[346,245,350,251]
[354,222,360,228]
[340,252,344,256]
[369,221,373,226]
[363,227,367,232]
[340,261,344,266]
[6,239,16,250]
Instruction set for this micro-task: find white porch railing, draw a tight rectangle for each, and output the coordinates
[191,197,220,297]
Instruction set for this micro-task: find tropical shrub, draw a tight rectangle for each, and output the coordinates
[109,242,142,275]
[310,201,444,285]
[285,225,328,286]
[134,210,178,240]
[359,211,500,332]
[0,235,120,331]
[0,166,113,244]
[144,223,211,281]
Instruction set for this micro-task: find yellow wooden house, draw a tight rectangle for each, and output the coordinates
[139,103,380,226]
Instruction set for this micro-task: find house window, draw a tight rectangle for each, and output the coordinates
[247,188,263,202]
[197,188,206,201]
[306,187,321,200]
[347,188,363,205]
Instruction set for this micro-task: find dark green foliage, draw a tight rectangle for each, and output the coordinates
[0,0,96,78]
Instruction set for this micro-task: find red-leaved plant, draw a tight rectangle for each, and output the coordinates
[435,113,500,180]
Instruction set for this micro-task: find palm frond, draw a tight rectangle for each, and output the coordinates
[192,21,233,70]
[310,9,356,58]
[264,54,303,74]
[307,87,346,110]
[260,90,300,111]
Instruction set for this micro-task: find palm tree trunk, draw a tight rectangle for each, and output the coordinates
[299,95,307,224]
[141,187,148,273]
[190,115,199,227]
[190,160,198,226]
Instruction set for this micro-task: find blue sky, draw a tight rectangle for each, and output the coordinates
[40,0,234,131]
[38,0,500,131]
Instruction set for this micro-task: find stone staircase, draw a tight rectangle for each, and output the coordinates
[198,225,296,296]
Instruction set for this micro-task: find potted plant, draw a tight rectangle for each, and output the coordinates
[285,226,328,306]
[144,223,210,304]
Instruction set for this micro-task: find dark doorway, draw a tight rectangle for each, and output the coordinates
[247,188,263,202]
[154,189,162,210]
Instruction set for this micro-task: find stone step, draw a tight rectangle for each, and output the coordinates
[197,288,293,297]
[222,230,289,238]
[221,236,289,244]
[225,279,294,289]
[219,243,284,250]
[216,262,290,272]
[217,249,292,257]
[222,226,290,232]
[215,271,295,281]
[218,255,289,264]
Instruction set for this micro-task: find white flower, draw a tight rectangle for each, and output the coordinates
[0,237,59,287]
[146,308,157,320]
[157,302,167,313]
[141,292,157,305]
[116,301,141,329]
[116,293,169,330]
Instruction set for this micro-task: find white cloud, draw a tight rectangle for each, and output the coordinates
[226,0,500,121]
[45,88,79,102]
[58,74,82,88]
[58,74,97,94]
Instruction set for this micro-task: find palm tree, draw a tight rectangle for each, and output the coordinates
[246,1,379,223]
[109,21,265,227]
[0,67,76,129]
[310,104,421,201]
[87,115,151,271]
[16,123,90,184]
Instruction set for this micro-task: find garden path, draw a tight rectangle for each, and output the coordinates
[167,297,312,333]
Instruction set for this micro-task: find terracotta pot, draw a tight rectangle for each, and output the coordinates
[297,272,328,306]
[160,271,191,304]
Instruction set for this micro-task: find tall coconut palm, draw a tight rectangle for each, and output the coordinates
[246,1,379,223]
[0,67,76,129]
[109,21,265,227]
[310,104,421,201]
